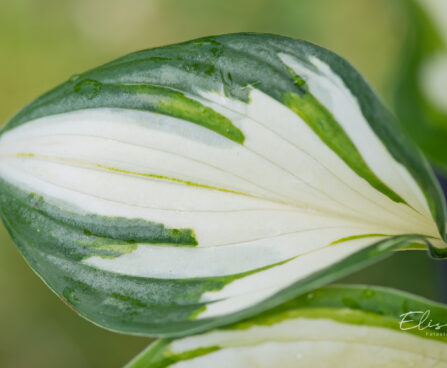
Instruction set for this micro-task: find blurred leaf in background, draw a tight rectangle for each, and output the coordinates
[391,0,447,172]
[0,0,444,367]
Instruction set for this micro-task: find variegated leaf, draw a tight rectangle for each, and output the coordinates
[125,285,447,368]
[0,33,445,336]
[393,0,447,171]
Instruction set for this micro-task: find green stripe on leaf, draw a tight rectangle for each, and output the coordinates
[284,90,406,204]
[0,180,198,251]
[3,81,245,144]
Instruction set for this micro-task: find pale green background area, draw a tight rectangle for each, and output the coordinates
[0,1,445,367]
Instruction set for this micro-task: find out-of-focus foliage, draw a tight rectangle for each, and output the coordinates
[0,0,405,126]
[392,0,447,172]
[0,1,444,367]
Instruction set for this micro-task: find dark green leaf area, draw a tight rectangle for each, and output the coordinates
[242,285,447,333]
[0,182,270,336]
[0,180,198,262]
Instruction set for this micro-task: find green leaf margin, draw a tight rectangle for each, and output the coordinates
[125,284,447,367]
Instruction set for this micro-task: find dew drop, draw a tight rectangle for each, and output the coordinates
[362,287,375,298]
[74,78,103,100]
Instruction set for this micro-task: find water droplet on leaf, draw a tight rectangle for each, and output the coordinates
[362,288,375,298]
[74,79,102,100]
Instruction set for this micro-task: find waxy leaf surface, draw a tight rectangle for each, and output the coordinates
[0,33,445,336]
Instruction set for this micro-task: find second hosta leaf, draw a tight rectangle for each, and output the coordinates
[0,33,445,336]
[125,285,447,367]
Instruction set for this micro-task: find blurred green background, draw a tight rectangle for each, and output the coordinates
[0,0,445,367]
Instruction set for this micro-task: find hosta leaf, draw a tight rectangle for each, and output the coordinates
[0,33,445,336]
[126,285,447,368]
[393,0,447,171]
